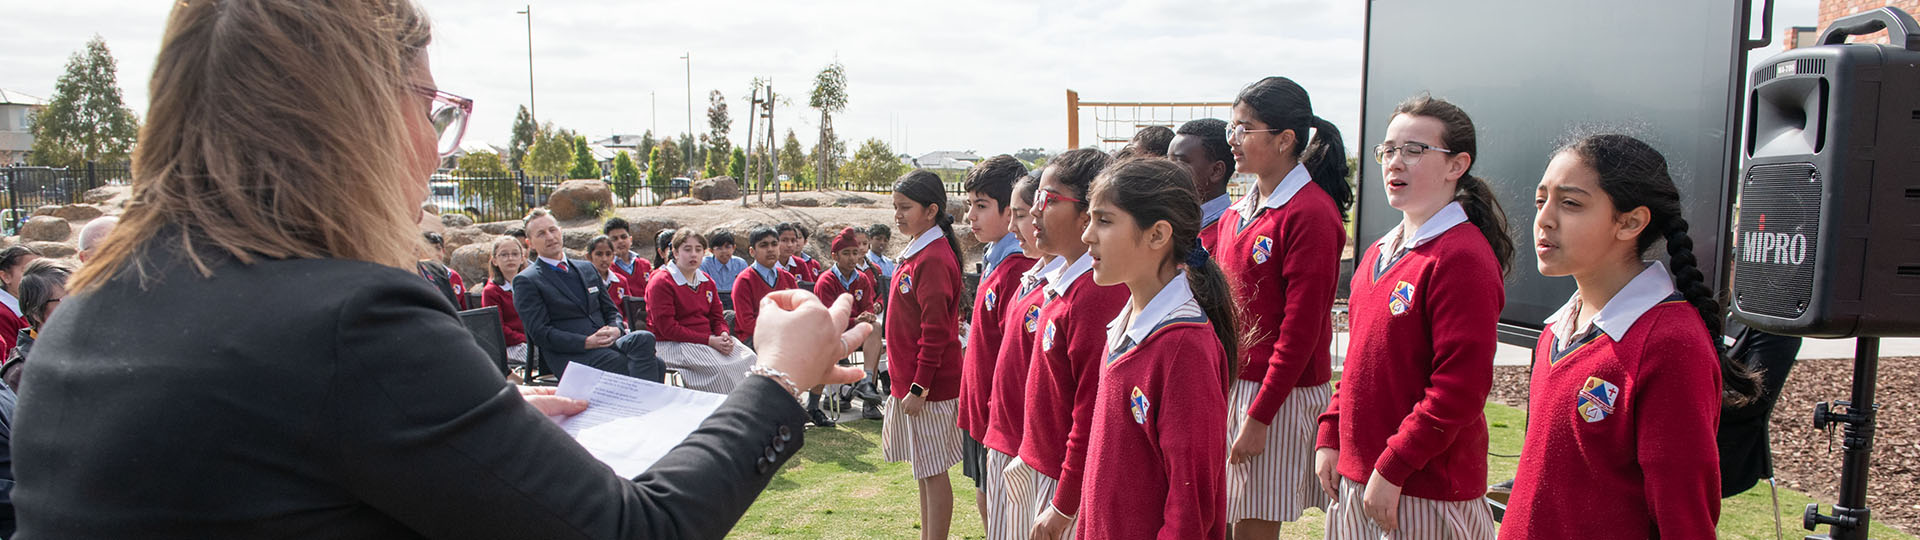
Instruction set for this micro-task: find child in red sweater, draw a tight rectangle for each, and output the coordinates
[604,217,652,296]
[981,173,1060,540]
[1502,134,1760,539]
[481,237,531,377]
[645,229,756,394]
[957,155,1036,528]
[1017,148,1128,540]
[1314,97,1508,537]
[1216,76,1351,538]
[813,228,881,422]
[882,170,967,540]
[1075,158,1234,540]
[731,227,798,345]
[777,223,821,291]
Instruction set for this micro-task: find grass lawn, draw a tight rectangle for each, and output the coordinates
[734,403,1914,539]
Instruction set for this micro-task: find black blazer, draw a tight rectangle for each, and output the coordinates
[12,241,807,539]
[513,258,625,355]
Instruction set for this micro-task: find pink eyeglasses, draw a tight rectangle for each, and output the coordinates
[415,85,473,158]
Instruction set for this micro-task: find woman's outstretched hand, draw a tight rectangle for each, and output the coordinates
[753,291,871,390]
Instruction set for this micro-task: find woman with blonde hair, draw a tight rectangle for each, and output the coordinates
[13,1,870,538]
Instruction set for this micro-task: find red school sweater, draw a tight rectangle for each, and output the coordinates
[610,256,652,293]
[730,265,797,341]
[1314,224,1500,501]
[1076,310,1229,540]
[1215,182,1343,423]
[0,307,25,353]
[786,255,821,286]
[980,277,1051,456]
[1501,301,1722,540]
[1018,263,1129,512]
[479,282,527,347]
[812,268,878,330]
[884,236,964,401]
[959,253,1038,441]
[643,267,726,344]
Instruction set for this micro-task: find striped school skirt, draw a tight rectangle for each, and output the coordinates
[881,396,964,479]
[1225,380,1332,523]
[1326,477,1496,539]
[656,339,755,394]
[983,449,1019,540]
[1001,457,1076,540]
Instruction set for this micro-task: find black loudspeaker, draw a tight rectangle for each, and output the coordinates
[1731,7,1920,338]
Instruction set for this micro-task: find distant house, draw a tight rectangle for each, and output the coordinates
[0,89,45,165]
[592,134,648,152]
[913,150,981,170]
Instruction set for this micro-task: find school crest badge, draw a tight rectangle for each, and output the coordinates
[1024,305,1042,333]
[1252,236,1274,264]
[1043,321,1057,351]
[1130,387,1150,424]
[1389,281,1416,315]
[855,289,864,301]
[899,274,913,294]
[1576,376,1621,423]
[985,289,997,310]
[706,291,714,303]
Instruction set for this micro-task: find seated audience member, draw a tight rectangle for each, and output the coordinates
[813,227,882,420]
[731,227,798,348]
[0,259,73,392]
[77,217,119,263]
[864,224,896,285]
[648,229,757,394]
[513,209,663,381]
[775,222,820,290]
[417,231,467,310]
[652,228,677,270]
[701,229,750,313]
[585,235,634,307]
[480,237,530,373]
[0,247,41,354]
[603,217,652,294]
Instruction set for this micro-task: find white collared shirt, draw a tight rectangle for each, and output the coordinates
[1234,162,1314,228]
[1200,194,1234,229]
[983,232,1024,276]
[537,255,568,270]
[668,262,709,288]
[1106,270,1197,351]
[1544,261,1678,349]
[0,289,20,318]
[899,226,945,261]
[603,271,621,289]
[1045,251,1096,299]
[1374,201,1470,274]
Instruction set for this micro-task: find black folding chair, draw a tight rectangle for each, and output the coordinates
[621,296,647,331]
[465,291,484,312]
[455,306,510,377]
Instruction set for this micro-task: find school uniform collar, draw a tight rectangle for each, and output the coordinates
[1107,270,1197,349]
[1544,261,1677,345]
[866,251,891,267]
[499,279,514,292]
[1027,255,1065,283]
[899,227,944,261]
[1200,193,1233,229]
[751,261,779,287]
[613,254,637,274]
[603,270,621,288]
[835,266,860,288]
[0,289,20,318]
[1374,201,1470,257]
[1045,251,1095,298]
[1235,162,1314,221]
[668,262,708,288]
[536,255,569,271]
[983,232,1023,275]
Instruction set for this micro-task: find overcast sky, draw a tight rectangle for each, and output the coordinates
[4,0,1816,158]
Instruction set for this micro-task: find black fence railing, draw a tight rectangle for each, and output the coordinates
[429,173,695,224]
[0,162,133,234]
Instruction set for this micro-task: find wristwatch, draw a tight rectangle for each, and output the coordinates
[908,383,926,397]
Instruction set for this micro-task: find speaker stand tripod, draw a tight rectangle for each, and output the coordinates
[1803,337,1879,540]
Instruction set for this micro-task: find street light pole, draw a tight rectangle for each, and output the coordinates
[517,5,535,124]
[681,52,692,177]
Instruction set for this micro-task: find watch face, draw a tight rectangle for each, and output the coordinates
[909,384,925,396]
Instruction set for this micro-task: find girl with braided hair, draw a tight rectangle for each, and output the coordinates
[1502,133,1760,539]
[882,169,968,540]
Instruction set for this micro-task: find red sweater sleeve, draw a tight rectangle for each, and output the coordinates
[1636,313,1724,537]
[732,272,761,340]
[1373,256,1501,485]
[645,274,709,343]
[1051,285,1128,516]
[1315,381,1343,450]
[481,286,526,345]
[909,259,959,391]
[704,279,726,335]
[1247,210,1343,424]
[1154,334,1231,539]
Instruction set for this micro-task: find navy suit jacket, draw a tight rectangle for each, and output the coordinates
[512,258,627,354]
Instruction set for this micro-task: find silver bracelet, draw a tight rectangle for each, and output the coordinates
[746,365,800,396]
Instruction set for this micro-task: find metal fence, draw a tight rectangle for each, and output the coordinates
[428,173,694,223]
[0,162,133,234]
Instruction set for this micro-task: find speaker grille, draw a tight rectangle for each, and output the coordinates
[1735,163,1821,318]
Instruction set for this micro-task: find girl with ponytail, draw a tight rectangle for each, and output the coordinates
[1313,96,1505,537]
[1503,134,1760,539]
[883,169,967,540]
[1215,76,1348,538]
[1073,158,1235,539]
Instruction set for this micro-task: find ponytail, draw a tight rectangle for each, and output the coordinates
[1301,116,1353,217]
[1186,255,1244,393]
[1662,218,1762,406]
[1455,175,1514,275]
[1236,77,1353,218]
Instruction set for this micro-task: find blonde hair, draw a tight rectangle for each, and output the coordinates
[75,0,434,291]
[488,236,524,285]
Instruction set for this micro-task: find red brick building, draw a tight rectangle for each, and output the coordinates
[1789,0,1920,48]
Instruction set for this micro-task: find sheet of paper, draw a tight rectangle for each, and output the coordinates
[552,363,728,478]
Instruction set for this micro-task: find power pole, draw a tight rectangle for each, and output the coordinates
[743,84,758,207]
[681,52,692,178]
[517,6,535,124]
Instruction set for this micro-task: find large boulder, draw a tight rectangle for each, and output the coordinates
[662,197,703,207]
[30,206,58,217]
[52,204,104,222]
[83,185,126,205]
[443,226,489,250]
[449,243,493,289]
[623,216,678,254]
[547,179,614,222]
[440,213,474,228]
[477,221,514,235]
[25,241,75,259]
[418,208,446,235]
[779,197,819,208]
[18,216,69,243]
[692,176,740,201]
[562,229,601,251]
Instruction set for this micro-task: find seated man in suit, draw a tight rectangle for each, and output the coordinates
[512,209,664,381]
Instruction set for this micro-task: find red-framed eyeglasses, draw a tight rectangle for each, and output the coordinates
[415,85,474,158]
[1034,188,1084,213]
